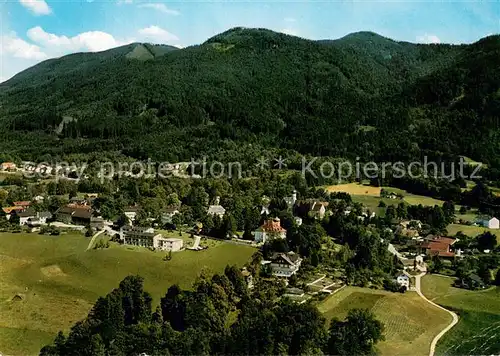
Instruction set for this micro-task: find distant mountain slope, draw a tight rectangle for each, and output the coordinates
[0,28,498,168]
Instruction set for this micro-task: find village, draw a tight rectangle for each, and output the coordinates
[1,159,500,356]
[2,161,499,296]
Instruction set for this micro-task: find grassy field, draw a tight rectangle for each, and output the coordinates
[0,232,255,355]
[421,274,500,355]
[446,223,500,241]
[325,183,445,215]
[317,287,451,356]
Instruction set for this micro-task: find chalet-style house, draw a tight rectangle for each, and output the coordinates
[56,204,93,225]
[419,236,456,258]
[254,217,286,243]
[269,252,302,278]
[120,225,183,251]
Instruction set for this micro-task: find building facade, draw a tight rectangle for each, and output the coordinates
[254,217,286,243]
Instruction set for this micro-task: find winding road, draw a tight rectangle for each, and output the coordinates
[412,272,459,356]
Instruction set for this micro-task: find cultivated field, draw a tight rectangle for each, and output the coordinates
[0,232,255,355]
[446,223,500,241]
[421,274,500,355]
[317,286,451,356]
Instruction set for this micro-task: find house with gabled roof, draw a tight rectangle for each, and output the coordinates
[269,252,302,278]
[56,204,93,225]
[477,217,499,230]
[13,201,31,208]
[419,236,456,258]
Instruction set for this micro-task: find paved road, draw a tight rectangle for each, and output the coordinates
[86,229,105,251]
[412,272,459,356]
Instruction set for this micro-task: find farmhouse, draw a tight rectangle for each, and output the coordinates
[56,204,93,225]
[17,209,52,226]
[419,236,456,258]
[269,252,302,278]
[254,217,286,243]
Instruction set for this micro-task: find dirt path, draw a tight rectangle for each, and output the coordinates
[413,272,459,356]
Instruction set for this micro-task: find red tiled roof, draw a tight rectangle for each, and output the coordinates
[13,201,31,207]
[2,206,23,214]
[260,219,286,233]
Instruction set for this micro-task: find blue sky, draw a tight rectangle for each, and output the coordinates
[1,1,499,82]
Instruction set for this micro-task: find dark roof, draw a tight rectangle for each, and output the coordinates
[271,252,302,265]
[72,208,92,219]
[164,206,180,213]
[38,211,52,218]
[17,208,36,218]
[124,206,140,212]
[57,205,93,219]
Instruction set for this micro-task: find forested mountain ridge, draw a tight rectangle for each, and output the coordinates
[0,28,499,168]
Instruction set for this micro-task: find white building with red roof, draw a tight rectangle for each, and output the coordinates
[254,217,286,243]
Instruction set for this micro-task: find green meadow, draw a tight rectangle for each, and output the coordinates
[422,274,500,355]
[0,232,255,355]
[317,287,451,356]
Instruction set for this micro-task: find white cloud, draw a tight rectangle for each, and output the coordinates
[138,26,179,43]
[19,0,52,15]
[117,0,133,4]
[0,34,47,60]
[138,4,179,15]
[27,26,130,53]
[416,34,441,44]
[281,28,299,36]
